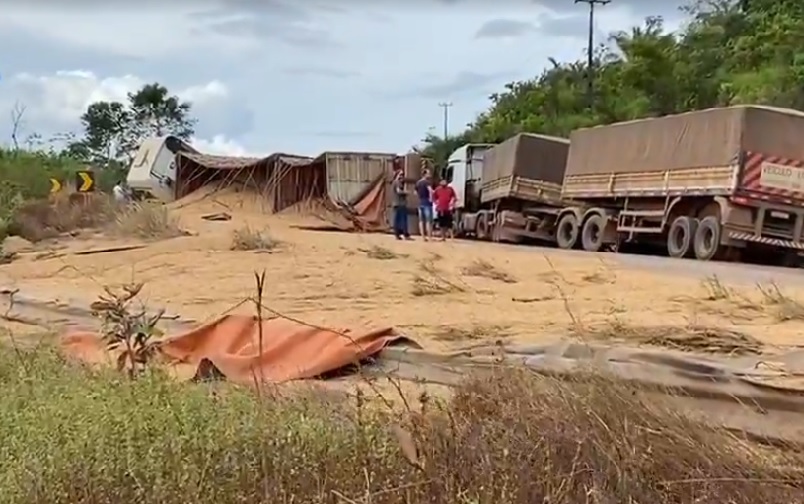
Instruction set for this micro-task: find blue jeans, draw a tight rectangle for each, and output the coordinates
[393,206,409,238]
[418,204,433,223]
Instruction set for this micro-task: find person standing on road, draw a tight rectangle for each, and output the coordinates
[415,169,434,240]
[433,178,457,241]
[392,170,412,240]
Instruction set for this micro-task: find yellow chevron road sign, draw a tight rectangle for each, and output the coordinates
[76,170,95,192]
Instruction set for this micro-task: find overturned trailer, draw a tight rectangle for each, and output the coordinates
[554,105,804,263]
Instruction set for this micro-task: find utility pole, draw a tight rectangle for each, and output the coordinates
[438,102,452,140]
[575,0,610,108]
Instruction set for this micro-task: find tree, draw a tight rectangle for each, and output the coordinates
[128,83,196,139]
[68,82,196,166]
[419,0,804,156]
[72,101,132,165]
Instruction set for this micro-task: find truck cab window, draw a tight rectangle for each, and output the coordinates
[443,165,454,183]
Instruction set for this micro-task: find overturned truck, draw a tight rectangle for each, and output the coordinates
[552,105,804,263]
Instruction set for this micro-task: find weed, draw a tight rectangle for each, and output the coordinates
[112,202,184,240]
[576,320,763,355]
[580,270,611,284]
[433,324,510,342]
[0,351,801,503]
[230,225,279,251]
[90,282,165,377]
[411,260,466,297]
[360,245,405,260]
[757,282,804,321]
[461,258,517,283]
[12,193,115,241]
[702,275,731,300]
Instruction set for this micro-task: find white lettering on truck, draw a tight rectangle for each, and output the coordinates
[759,161,804,192]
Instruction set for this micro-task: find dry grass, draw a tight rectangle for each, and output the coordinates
[701,275,734,301]
[433,323,510,342]
[360,245,406,260]
[111,202,184,240]
[0,350,801,504]
[5,195,186,243]
[230,225,279,251]
[757,282,804,322]
[411,260,467,297]
[461,258,517,283]
[697,276,804,323]
[576,320,763,355]
[11,193,115,241]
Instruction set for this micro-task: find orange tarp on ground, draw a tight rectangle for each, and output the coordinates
[61,315,410,384]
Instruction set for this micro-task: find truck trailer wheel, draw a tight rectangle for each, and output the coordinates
[667,216,698,258]
[693,216,722,261]
[555,213,580,250]
[581,214,606,252]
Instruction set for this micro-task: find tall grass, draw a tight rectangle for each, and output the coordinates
[0,345,801,504]
[0,148,124,240]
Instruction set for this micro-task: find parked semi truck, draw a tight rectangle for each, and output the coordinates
[447,133,572,244]
[557,105,804,262]
[448,105,804,264]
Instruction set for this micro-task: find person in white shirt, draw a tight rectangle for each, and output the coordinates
[112,182,129,204]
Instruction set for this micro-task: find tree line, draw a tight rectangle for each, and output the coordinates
[8,83,196,171]
[420,0,804,167]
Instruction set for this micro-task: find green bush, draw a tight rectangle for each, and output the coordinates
[0,344,802,504]
[0,148,126,241]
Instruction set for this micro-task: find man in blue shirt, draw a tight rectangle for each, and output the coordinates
[415,169,434,240]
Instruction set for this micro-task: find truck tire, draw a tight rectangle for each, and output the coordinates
[581,214,606,252]
[555,213,580,250]
[666,216,698,258]
[693,216,722,261]
[476,213,490,241]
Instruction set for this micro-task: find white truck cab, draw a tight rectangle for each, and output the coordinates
[443,143,494,210]
[126,136,196,201]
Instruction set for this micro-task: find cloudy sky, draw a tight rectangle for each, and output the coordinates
[0,0,687,158]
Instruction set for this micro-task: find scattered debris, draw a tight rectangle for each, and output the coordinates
[461,258,517,283]
[359,245,406,260]
[201,212,232,221]
[513,295,553,303]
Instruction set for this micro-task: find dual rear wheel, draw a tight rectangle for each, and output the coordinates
[667,215,721,260]
[558,211,724,261]
[556,212,608,252]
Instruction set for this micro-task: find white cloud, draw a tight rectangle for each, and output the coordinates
[11,71,144,124]
[179,81,229,105]
[190,134,260,157]
[0,70,238,153]
[0,2,689,156]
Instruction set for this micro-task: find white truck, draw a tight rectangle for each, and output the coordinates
[126,135,195,201]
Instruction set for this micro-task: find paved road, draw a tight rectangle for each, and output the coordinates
[450,237,804,286]
[609,251,803,285]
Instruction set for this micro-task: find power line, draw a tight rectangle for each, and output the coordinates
[438,102,452,140]
[575,0,610,108]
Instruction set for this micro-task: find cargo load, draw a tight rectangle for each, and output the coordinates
[563,105,804,205]
[480,132,569,205]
